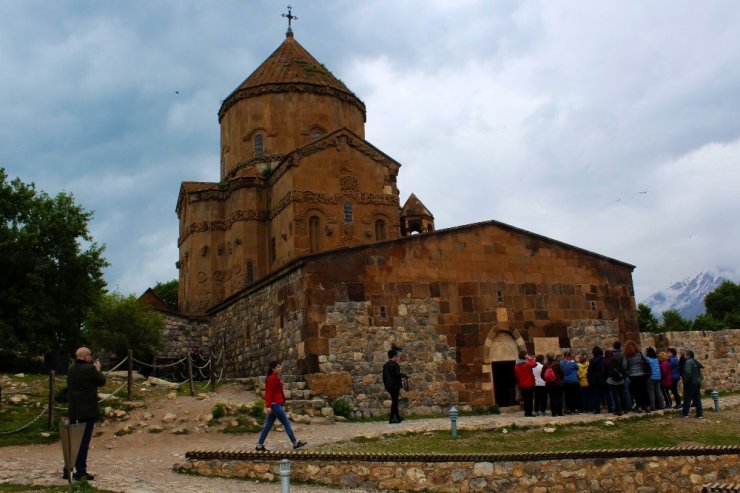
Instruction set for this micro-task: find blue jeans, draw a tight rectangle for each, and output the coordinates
[70,418,96,474]
[257,404,297,445]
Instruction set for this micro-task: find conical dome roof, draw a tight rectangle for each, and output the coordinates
[219,33,365,121]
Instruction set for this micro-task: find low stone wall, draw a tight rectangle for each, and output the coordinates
[567,325,740,393]
[176,452,739,492]
[640,330,740,392]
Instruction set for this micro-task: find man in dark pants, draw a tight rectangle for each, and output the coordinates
[63,347,106,481]
[681,349,704,419]
[382,348,406,424]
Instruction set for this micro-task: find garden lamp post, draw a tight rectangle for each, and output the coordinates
[449,405,458,438]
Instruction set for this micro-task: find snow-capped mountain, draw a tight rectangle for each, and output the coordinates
[641,269,737,321]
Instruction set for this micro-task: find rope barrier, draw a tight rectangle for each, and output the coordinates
[103,356,129,373]
[98,380,129,403]
[0,407,48,435]
[192,358,212,370]
[132,357,187,368]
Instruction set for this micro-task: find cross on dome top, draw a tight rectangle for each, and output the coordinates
[282,5,298,37]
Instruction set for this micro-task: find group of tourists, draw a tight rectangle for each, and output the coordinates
[514,342,705,419]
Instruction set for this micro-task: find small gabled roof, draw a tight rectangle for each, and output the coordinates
[139,288,175,314]
[401,193,434,219]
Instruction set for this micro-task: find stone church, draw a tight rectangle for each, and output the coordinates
[171,26,638,415]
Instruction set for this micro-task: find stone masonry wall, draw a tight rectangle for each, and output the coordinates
[641,329,740,392]
[208,267,307,379]
[179,453,739,492]
[158,313,210,360]
[567,319,621,356]
[318,298,458,418]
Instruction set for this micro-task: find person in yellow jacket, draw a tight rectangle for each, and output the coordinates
[577,352,590,412]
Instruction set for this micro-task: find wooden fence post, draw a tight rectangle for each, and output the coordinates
[127,350,133,400]
[48,370,55,430]
[187,352,195,397]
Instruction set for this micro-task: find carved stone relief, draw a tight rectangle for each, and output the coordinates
[340,175,359,192]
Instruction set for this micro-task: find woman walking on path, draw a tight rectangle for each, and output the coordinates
[255,361,307,451]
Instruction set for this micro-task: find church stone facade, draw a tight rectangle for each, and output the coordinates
[174,30,638,414]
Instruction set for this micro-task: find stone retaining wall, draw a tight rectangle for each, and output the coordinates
[177,453,738,492]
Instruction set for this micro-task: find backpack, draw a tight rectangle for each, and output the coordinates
[543,366,557,383]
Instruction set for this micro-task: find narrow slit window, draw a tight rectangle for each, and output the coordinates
[254,134,264,157]
[309,216,320,253]
[343,201,353,224]
[375,219,387,241]
[497,291,503,303]
[246,261,254,286]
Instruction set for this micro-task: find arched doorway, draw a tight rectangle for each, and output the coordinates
[484,329,524,408]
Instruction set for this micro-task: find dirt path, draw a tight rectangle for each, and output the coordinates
[1,385,735,493]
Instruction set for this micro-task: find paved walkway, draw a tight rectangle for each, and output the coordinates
[1,394,735,493]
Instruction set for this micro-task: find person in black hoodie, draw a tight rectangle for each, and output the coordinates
[382,348,407,424]
[63,347,106,481]
[587,346,607,414]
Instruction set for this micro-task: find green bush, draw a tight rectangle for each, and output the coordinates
[332,397,353,419]
[249,399,266,420]
[211,402,227,420]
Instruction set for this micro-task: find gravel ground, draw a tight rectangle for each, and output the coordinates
[1,386,734,493]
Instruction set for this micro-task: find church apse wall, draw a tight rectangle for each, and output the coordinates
[208,218,637,414]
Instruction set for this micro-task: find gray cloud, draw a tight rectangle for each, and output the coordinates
[2,0,738,301]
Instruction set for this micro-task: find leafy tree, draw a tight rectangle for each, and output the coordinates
[637,303,659,332]
[703,280,740,329]
[692,313,725,332]
[84,291,163,362]
[661,309,693,332]
[152,279,178,311]
[0,168,108,354]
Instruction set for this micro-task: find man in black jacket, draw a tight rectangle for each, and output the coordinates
[382,349,406,424]
[64,347,106,481]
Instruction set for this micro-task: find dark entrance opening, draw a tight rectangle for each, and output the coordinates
[492,361,517,407]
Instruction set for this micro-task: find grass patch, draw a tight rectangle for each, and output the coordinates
[221,416,262,434]
[324,407,740,455]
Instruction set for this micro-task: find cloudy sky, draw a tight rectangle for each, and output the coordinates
[2,0,739,302]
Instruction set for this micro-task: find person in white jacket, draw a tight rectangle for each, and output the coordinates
[532,354,547,416]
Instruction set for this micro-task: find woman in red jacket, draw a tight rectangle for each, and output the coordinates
[514,351,537,417]
[255,361,307,451]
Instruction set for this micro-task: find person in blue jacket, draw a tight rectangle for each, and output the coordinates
[560,350,580,413]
